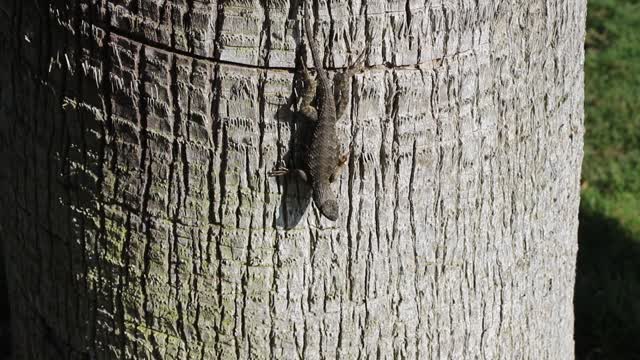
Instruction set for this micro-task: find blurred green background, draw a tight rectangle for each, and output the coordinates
[574,0,640,358]
[0,0,638,358]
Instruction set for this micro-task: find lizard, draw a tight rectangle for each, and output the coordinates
[269,1,365,221]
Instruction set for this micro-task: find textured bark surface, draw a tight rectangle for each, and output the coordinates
[0,0,585,358]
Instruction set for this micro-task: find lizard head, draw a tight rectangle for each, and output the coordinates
[313,183,339,221]
[319,199,339,221]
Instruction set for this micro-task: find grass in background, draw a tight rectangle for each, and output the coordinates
[581,0,640,234]
[575,0,640,358]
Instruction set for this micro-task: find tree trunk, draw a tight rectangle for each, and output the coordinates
[0,0,585,358]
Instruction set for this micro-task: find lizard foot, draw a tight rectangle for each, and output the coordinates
[329,151,351,183]
[338,151,349,166]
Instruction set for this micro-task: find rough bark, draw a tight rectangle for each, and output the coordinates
[0,0,585,358]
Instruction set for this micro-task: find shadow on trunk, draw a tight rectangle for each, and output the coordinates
[575,207,640,359]
[271,75,313,229]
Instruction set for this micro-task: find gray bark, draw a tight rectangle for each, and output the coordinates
[0,0,585,359]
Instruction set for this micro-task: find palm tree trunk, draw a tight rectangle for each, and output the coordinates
[0,0,585,358]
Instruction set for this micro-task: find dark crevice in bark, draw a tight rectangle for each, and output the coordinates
[166,57,178,298]
[214,223,223,360]
[210,64,222,153]
[166,55,180,218]
[141,217,163,360]
[203,191,217,360]
[271,73,293,228]
[130,0,140,14]
[206,149,217,228]
[390,93,402,333]
[217,125,231,360]
[186,59,202,350]
[258,0,271,67]
[480,302,488,358]
[159,0,170,49]
[307,224,319,353]
[358,296,366,357]
[137,41,151,296]
[169,53,190,348]
[234,152,243,229]
[326,0,334,69]
[318,318,325,358]
[301,276,309,357]
[269,229,280,360]
[173,222,189,347]
[372,166,381,292]
[116,211,133,357]
[137,42,163,360]
[218,121,229,222]
[404,0,413,38]
[232,282,241,359]
[409,138,421,360]
[242,209,254,358]
[345,72,357,304]
[212,0,224,61]
[207,59,224,358]
[184,0,194,53]
[441,7,451,58]
[497,271,505,334]
[205,147,218,327]
[287,0,302,20]
[256,71,276,360]
[181,140,190,211]
[257,66,267,171]
[336,299,344,359]
[192,229,203,345]
[138,45,150,171]
[199,338,206,360]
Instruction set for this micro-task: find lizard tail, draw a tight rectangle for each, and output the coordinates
[303,0,329,84]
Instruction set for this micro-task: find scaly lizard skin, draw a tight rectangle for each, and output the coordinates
[269,1,365,221]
